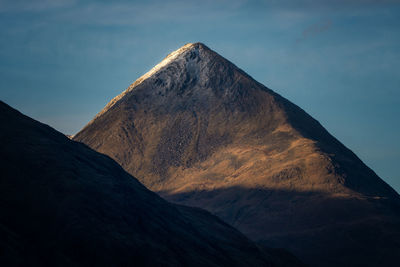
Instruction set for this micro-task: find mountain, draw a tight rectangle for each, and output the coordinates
[0,100,304,266]
[73,42,400,266]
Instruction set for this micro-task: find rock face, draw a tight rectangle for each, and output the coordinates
[0,100,297,267]
[74,43,400,266]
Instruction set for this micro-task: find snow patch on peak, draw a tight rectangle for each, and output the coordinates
[88,43,200,124]
[129,43,196,89]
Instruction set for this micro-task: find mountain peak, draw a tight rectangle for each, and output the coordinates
[90,42,214,123]
[77,43,398,200]
[74,43,400,266]
[178,42,208,50]
[133,42,213,86]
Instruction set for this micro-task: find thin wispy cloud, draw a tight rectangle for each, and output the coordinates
[0,0,246,26]
[296,19,332,43]
[0,0,77,12]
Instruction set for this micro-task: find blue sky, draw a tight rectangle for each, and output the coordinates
[1,0,399,192]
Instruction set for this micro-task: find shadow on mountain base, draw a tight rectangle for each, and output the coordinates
[159,186,400,267]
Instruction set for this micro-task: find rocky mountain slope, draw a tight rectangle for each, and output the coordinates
[0,100,301,266]
[74,43,400,266]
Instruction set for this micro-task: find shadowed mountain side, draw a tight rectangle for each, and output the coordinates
[160,186,400,267]
[0,100,302,267]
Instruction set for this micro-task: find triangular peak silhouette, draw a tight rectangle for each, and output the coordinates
[74,43,400,266]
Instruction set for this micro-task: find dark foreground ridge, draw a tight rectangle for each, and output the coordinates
[74,42,400,266]
[0,100,304,266]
